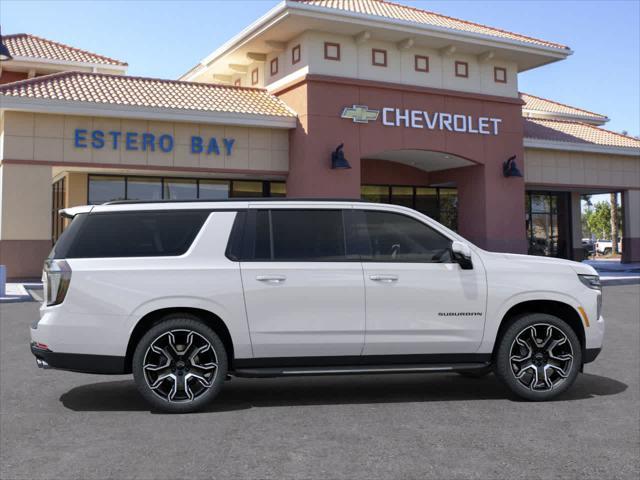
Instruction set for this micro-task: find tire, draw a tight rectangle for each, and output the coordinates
[132,313,228,413]
[603,247,612,256]
[457,365,493,378]
[495,313,581,401]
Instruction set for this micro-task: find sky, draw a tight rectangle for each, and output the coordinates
[1,0,639,136]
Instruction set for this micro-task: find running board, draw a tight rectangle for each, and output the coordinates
[232,362,490,378]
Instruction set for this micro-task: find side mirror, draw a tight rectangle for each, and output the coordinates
[451,241,473,270]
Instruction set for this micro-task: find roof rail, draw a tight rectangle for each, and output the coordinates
[103,198,364,205]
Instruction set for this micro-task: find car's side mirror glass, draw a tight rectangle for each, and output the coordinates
[451,241,473,270]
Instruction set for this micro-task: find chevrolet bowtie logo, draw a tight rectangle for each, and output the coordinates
[341,105,380,124]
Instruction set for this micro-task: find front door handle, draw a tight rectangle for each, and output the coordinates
[256,275,287,283]
[369,274,399,283]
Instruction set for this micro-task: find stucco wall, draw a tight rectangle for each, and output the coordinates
[1,111,289,173]
[524,148,640,189]
[197,30,518,98]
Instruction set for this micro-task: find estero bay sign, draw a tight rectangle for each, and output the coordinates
[341,105,502,135]
[74,129,236,155]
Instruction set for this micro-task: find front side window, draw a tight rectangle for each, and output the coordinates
[355,210,452,263]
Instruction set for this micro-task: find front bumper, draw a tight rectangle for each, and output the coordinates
[583,347,601,364]
[30,342,127,374]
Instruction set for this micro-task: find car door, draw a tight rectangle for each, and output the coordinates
[238,206,366,358]
[352,207,487,356]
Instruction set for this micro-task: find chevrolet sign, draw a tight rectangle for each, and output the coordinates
[340,104,502,135]
[341,105,380,123]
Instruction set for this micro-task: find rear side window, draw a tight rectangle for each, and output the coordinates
[354,210,452,263]
[53,210,209,258]
[239,209,348,261]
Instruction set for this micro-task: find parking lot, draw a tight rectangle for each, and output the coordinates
[1,284,638,480]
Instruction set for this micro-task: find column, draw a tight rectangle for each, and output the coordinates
[621,189,640,263]
[570,192,585,261]
[0,163,53,279]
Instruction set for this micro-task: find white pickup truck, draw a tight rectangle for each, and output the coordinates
[595,238,622,255]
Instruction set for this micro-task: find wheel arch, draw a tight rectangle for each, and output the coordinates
[492,300,586,359]
[124,307,235,374]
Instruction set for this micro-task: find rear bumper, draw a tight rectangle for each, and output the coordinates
[30,343,127,374]
[583,347,601,364]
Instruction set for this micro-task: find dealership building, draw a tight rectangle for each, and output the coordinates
[1,0,639,278]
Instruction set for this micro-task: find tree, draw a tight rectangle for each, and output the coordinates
[610,192,619,254]
[584,201,612,240]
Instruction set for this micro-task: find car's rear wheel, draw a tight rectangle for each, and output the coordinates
[132,314,227,413]
[495,313,581,401]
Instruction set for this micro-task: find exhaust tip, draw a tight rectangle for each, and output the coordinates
[36,358,50,369]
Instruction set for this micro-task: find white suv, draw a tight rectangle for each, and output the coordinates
[31,200,604,412]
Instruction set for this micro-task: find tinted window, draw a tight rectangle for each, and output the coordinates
[356,210,452,263]
[271,210,345,261]
[239,209,347,261]
[53,211,209,258]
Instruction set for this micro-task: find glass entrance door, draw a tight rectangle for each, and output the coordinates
[526,192,571,258]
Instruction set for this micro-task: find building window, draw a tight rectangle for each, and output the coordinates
[494,66,507,83]
[292,44,301,65]
[414,55,429,73]
[87,175,285,204]
[251,68,259,85]
[361,184,458,231]
[164,178,197,200]
[234,78,241,87]
[324,42,340,61]
[455,61,469,78]
[127,177,162,201]
[270,58,279,76]
[372,48,387,67]
[51,177,66,243]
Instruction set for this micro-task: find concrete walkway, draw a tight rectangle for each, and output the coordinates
[0,283,43,303]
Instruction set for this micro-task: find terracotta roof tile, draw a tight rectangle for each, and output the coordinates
[3,33,127,66]
[0,71,297,118]
[293,0,568,50]
[520,93,608,121]
[524,118,640,149]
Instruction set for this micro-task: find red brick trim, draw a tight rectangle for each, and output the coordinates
[324,42,340,61]
[494,66,507,83]
[271,74,525,105]
[0,159,289,177]
[292,44,301,65]
[251,68,259,85]
[414,55,429,73]
[455,61,469,78]
[372,48,387,67]
[270,58,279,76]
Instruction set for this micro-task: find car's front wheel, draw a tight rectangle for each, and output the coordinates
[132,314,228,413]
[495,313,581,401]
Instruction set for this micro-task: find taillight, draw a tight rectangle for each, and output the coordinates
[43,259,72,306]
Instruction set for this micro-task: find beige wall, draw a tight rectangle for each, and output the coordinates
[66,172,88,208]
[0,163,52,240]
[1,112,290,172]
[195,30,519,98]
[524,148,640,189]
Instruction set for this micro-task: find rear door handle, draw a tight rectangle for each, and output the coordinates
[369,274,399,283]
[256,275,287,283]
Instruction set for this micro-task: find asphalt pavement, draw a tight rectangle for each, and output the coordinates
[1,284,638,480]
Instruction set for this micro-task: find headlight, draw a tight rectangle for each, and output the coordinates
[578,274,601,291]
[579,274,603,319]
[43,259,72,306]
